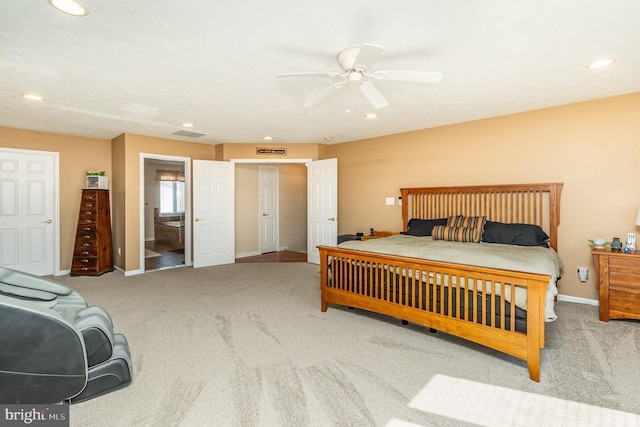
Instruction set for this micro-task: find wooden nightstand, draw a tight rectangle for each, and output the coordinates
[360,230,399,241]
[592,249,640,322]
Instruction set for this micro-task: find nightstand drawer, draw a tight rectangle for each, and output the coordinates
[609,287,640,316]
[609,258,640,288]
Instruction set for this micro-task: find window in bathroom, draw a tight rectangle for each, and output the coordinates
[159,180,185,215]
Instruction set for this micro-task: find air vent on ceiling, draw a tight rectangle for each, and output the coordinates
[172,130,206,138]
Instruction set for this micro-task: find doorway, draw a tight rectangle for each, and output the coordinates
[234,161,308,262]
[142,156,190,272]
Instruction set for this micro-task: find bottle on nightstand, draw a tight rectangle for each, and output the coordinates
[626,232,636,254]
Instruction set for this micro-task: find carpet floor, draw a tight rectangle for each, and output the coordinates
[54,263,640,426]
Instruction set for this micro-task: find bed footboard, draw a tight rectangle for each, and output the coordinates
[318,245,550,382]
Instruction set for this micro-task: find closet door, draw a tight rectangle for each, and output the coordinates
[0,148,58,275]
[192,160,235,268]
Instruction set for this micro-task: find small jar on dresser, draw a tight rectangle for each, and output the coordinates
[592,248,640,321]
[71,189,114,276]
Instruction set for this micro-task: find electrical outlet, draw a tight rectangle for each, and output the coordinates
[385,197,394,206]
[118,247,122,256]
[577,267,588,282]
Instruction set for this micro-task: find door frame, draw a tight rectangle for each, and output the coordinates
[139,153,192,273]
[0,147,60,276]
[231,158,314,261]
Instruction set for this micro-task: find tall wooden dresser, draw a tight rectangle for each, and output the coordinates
[71,189,114,276]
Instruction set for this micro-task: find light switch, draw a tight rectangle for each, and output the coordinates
[385,197,394,206]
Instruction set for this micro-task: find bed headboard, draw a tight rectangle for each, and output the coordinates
[400,183,563,251]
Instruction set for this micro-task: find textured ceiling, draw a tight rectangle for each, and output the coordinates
[1,1,639,145]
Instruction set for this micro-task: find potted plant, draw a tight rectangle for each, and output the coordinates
[86,171,108,189]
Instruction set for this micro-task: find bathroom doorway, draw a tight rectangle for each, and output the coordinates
[143,157,188,271]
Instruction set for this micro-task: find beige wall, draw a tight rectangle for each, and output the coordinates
[278,164,307,252]
[235,163,307,255]
[216,142,320,161]
[4,92,639,302]
[0,127,112,271]
[113,133,216,272]
[324,93,640,301]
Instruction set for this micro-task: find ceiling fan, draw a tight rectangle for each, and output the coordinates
[277,44,442,110]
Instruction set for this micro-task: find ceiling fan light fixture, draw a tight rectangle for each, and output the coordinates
[280,43,441,110]
[48,0,88,16]
[587,58,615,69]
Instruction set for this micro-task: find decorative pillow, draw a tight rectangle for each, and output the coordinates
[442,216,486,243]
[446,215,465,227]
[405,218,447,236]
[481,221,550,247]
[432,225,481,243]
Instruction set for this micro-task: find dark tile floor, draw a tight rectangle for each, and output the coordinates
[145,242,306,271]
[236,250,307,263]
[145,241,185,271]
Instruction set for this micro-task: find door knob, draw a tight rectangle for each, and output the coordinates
[195,217,203,222]
[262,213,268,216]
[328,217,336,221]
[43,219,53,224]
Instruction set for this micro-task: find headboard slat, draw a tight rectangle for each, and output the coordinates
[400,183,563,251]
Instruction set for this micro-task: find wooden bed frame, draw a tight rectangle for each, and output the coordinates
[318,183,563,381]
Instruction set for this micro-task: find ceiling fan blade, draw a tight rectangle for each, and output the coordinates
[303,82,345,108]
[373,70,443,84]
[353,44,384,71]
[359,82,389,109]
[277,72,343,78]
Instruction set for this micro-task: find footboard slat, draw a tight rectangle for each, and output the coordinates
[319,246,550,382]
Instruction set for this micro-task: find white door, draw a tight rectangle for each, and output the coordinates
[259,166,278,254]
[307,158,337,264]
[0,148,58,275]
[193,160,235,268]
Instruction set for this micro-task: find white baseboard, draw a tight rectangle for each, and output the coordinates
[557,294,599,306]
[115,266,143,276]
[55,269,71,276]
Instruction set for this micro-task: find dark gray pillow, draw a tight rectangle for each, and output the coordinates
[482,221,550,247]
[405,218,447,237]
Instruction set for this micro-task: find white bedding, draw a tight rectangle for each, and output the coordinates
[337,235,563,322]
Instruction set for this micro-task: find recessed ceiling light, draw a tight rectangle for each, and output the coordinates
[365,113,378,119]
[48,0,88,16]
[182,122,194,128]
[587,58,616,69]
[345,109,351,113]
[23,94,43,101]
[263,136,273,141]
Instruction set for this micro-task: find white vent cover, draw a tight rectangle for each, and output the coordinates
[172,130,206,138]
